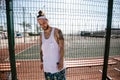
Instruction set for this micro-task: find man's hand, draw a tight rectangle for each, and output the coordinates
[40,63,43,71]
[57,62,63,70]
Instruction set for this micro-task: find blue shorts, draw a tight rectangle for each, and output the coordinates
[44,69,66,80]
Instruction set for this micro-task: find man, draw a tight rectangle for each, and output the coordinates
[37,10,66,80]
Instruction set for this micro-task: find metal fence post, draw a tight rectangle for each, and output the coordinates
[5,0,17,80]
[102,0,113,80]
[23,7,26,43]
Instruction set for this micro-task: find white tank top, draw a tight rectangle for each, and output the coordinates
[41,27,61,73]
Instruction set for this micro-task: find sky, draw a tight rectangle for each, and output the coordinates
[0,0,120,34]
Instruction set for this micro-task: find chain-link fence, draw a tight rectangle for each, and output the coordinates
[0,0,120,80]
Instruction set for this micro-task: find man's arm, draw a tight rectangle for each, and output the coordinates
[55,28,64,70]
[40,35,43,70]
[40,35,43,62]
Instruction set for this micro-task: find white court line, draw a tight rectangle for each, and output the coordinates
[16,59,40,61]
[5,44,39,61]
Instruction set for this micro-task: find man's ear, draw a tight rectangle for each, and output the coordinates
[46,19,49,23]
[46,19,48,21]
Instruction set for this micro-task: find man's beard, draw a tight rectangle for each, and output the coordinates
[44,25,49,31]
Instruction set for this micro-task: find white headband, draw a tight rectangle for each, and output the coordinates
[37,16,46,19]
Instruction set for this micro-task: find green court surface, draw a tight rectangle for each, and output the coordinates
[15,44,40,60]
[15,37,120,60]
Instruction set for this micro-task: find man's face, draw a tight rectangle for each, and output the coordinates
[37,19,48,30]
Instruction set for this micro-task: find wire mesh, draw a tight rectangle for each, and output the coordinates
[0,0,120,80]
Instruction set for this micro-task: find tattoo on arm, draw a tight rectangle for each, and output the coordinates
[40,50,43,62]
[58,30,64,40]
[57,29,64,64]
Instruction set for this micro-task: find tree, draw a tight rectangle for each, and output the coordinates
[0,26,3,31]
[18,21,31,32]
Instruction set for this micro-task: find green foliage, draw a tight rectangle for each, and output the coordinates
[18,21,31,31]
